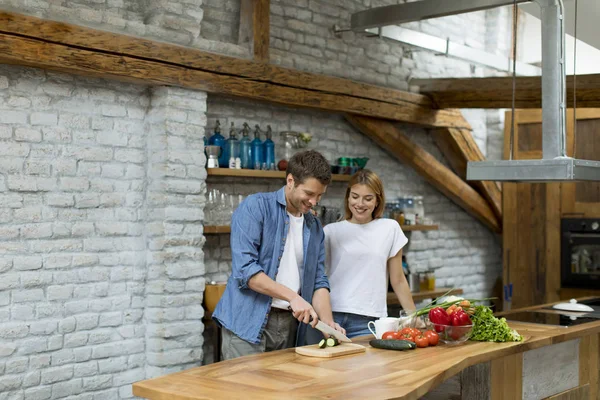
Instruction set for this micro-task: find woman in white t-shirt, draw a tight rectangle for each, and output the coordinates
[324,169,417,338]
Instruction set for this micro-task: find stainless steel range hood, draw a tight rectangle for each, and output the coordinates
[351,0,600,182]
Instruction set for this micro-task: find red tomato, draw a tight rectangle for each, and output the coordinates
[409,328,421,337]
[400,328,415,338]
[424,330,439,346]
[382,331,401,340]
[401,333,415,342]
[415,334,429,348]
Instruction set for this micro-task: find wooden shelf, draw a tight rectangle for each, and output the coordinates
[204,225,231,234]
[204,224,439,234]
[206,168,352,182]
[387,288,464,305]
[400,224,439,232]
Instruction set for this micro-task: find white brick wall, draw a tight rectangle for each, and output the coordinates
[0,65,207,399]
[0,0,249,58]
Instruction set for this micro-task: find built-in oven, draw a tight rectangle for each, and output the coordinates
[561,218,600,289]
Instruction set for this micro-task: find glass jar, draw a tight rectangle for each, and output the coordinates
[419,273,428,292]
[426,270,436,291]
[414,196,425,224]
[281,132,300,162]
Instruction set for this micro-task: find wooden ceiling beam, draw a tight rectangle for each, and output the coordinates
[432,128,502,220]
[0,32,469,128]
[0,10,471,128]
[239,0,270,62]
[346,115,501,233]
[413,75,600,109]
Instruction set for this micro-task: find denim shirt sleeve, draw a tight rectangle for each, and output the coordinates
[313,223,330,292]
[230,196,265,290]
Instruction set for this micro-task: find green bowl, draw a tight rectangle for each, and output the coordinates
[353,157,369,169]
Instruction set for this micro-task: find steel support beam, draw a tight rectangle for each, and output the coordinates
[351,0,531,31]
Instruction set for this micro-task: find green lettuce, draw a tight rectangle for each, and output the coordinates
[469,306,523,342]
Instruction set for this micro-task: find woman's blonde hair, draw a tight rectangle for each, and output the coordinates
[343,169,386,220]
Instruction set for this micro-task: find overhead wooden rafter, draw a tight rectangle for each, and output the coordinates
[412,75,600,109]
[0,10,468,129]
[431,128,502,220]
[239,0,270,62]
[346,115,501,233]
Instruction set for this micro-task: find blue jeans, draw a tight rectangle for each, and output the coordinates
[304,312,377,345]
[333,312,376,339]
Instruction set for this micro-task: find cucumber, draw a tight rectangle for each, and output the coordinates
[369,339,416,351]
[326,337,339,347]
[318,339,327,349]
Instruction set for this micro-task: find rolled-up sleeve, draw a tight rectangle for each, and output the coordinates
[230,197,265,290]
[313,229,330,292]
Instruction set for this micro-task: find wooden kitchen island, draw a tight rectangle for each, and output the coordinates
[133,301,600,400]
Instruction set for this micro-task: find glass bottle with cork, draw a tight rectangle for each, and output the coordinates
[225,122,240,169]
[251,125,264,170]
[239,122,252,169]
[263,125,275,170]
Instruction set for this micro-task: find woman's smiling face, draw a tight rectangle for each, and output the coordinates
[348,183,377,224]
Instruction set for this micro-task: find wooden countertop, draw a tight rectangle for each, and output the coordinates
[133,300,600,400]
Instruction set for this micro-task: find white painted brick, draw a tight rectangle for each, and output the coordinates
[15,127,42,142]
[65,146,113,161]
[6,357,29,374]
[13,289,44,303]
[47,285,74,301]
[21,271,52,288]
[30,112,58,126]
[97,357,128,374]
[41,126,71,143]
[0,110,28,124]
[59,177,90,192]
[51,349,75,366]
[50,378,82,398]
[97,130,128,146]
[24,386,52,400]
[58,317,76,334]
[22,371,40,388]
[75,315,99,331]
[10,304,35,320]
[114,148,145,163]
[73,347,92,363]
[75,193,100,209]
[0,142,30,157]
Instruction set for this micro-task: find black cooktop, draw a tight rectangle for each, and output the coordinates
[504,311,599,327]
[579,297,600,307]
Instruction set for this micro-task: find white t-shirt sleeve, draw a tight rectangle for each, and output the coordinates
[323,224,332,275]
[388,220,409,259]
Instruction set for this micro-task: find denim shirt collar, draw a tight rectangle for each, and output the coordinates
[276,186,315,227]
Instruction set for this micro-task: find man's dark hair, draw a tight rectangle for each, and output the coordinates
[286,150,332,186]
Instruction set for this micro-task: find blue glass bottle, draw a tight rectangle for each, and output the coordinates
[239,122,252,169]
[208,120,227,167]
[225,122,239,168]
[263,125,275,170]
[250,125,264,170]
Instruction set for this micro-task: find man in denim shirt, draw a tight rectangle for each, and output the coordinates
[213,150,345,359]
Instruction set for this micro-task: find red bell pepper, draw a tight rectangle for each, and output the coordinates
[428,307,451,332]
[451,310,472,326]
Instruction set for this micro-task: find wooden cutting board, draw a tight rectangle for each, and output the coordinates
[295,343,366,358]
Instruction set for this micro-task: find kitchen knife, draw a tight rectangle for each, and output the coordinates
[314,320,352,343]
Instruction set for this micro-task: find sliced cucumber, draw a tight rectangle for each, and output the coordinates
[318,339,327,348]
[369,339,416,351]
[326,336,339,347]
